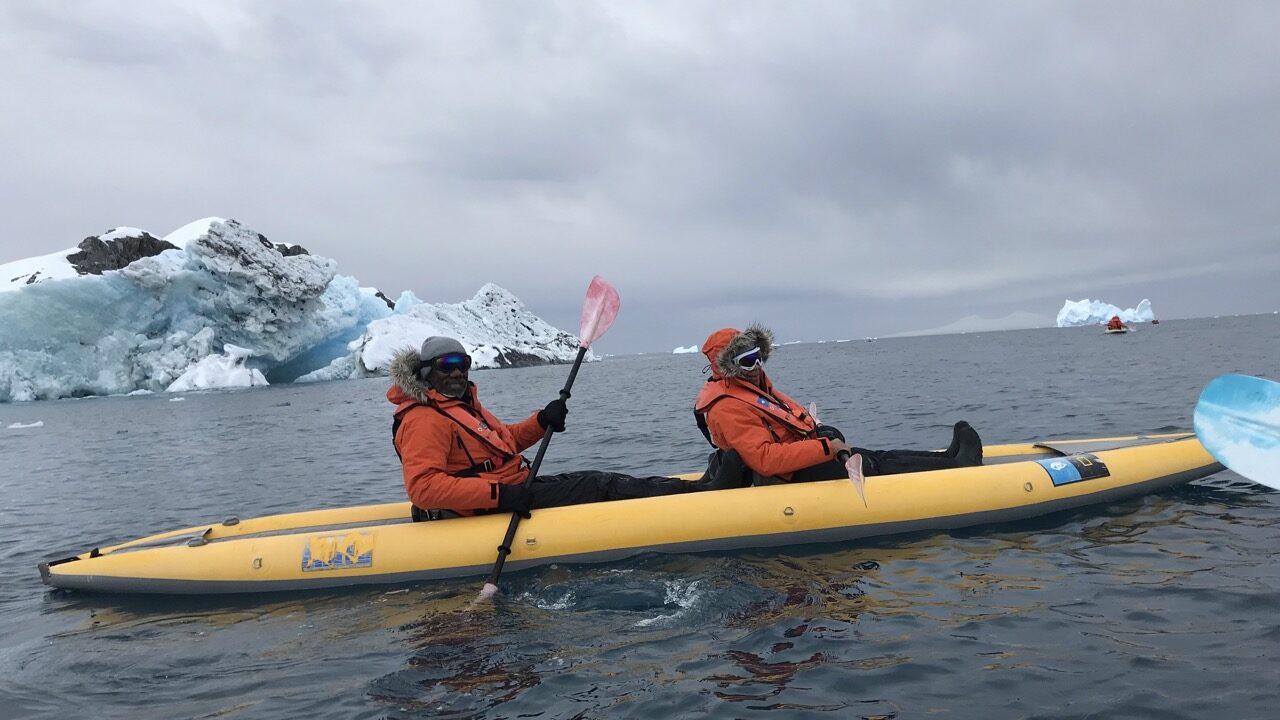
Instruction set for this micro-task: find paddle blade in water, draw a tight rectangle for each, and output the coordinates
[578,276,620,348]
[478,582,499,600]
[1193,374,1280,489]
[847,452,867,507]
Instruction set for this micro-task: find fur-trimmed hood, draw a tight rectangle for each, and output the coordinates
[701,324,774,379]
[387,346,431,404]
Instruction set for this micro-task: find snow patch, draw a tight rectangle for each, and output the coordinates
[99,227,148,241]
[163,217,226,249]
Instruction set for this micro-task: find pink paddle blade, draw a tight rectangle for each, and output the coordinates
[846,452,867,507]
[578,275,621,348]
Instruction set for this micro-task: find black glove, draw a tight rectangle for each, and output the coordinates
[537,397,569,432]
[496,483,533,518]
[813,424,846,443]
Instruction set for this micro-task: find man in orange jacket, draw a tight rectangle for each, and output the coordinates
[694,325,983,484]
[389,336,725,520]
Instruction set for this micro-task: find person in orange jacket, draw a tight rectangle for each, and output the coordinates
[694,325,983,485]
[1106,315,1125,331]
[389,336,727,520]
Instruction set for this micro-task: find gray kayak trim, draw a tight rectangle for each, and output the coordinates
[982,434,1193,467]
[41,460,1223,595]
[1033,433,1193,456]
[104,516,417,555]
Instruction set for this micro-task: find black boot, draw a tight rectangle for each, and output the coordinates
[952,421,983,466]
[946,421,969,457]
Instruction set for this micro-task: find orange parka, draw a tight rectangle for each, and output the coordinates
[694,326,837,481]
[387,348,545,514]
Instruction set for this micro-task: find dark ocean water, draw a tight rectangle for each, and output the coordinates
[1,315,1278,719]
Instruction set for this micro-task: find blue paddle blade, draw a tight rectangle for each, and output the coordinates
[1193,374,1280,489]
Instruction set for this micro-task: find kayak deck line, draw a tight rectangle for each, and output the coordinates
[75,515,424,560]
[38,433,1219,595]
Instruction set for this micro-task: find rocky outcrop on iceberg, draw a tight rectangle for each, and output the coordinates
[1056,299,1155,327]
[67,229,179,276]
[298,284,587,382]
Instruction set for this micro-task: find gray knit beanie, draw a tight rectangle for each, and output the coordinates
[419,336,467,363]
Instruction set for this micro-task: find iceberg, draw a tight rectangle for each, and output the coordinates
[673,345,699,354]
[1056,299,1155,328]
[166,344,268,393]
[298,284,589,382]
[0,219,585,402]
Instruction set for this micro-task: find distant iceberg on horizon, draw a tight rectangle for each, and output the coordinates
[1056,299,1155,327]
[672,344,699,354]
[0,218,585,402]
[887,310,1051,338]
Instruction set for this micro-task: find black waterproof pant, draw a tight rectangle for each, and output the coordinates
[411,471,717,521]
[790,447,963,482]
[693,446,970,487]
[526,471,700,509]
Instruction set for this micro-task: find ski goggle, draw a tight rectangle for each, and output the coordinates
[430,353,472,373]
[734,347,762,370]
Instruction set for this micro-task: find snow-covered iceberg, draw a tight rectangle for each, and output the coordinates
[1056,299,1155,328]
[1,218,584,402]
[673,345,699,354]
[297,284,589,382]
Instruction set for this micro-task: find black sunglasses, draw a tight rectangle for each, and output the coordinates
[430,353,472,373]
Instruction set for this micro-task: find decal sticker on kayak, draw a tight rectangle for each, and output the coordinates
[1037,453,1110,486]
[302,533,373,572]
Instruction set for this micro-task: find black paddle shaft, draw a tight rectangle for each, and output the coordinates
[486,345,588,587]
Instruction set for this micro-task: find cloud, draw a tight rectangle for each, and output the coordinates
[2,1,1278,352]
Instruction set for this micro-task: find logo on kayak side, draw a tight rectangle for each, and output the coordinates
[1037,453,1110,486]
[301,532,374,572]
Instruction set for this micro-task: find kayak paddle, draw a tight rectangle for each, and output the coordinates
[478,275,621,599]
[1193,373,1280,490]
[808,402,868,507]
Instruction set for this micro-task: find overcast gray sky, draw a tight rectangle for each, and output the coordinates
[3,1,1278,353]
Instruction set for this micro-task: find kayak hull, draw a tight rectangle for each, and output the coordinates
[39,433,1222,595]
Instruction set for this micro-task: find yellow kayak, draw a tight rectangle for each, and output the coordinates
[39,433,1221,595]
